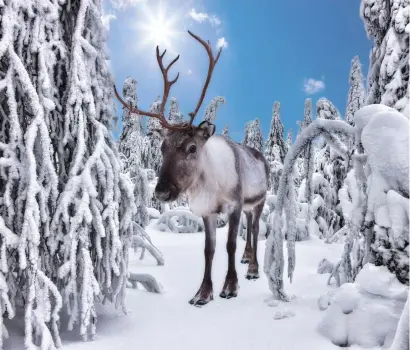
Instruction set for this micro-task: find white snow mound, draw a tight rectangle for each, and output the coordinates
[318,263,408,348]
[355,264,408,301]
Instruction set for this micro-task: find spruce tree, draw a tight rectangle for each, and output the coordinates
[361,0,409,116]
[168,97,183,124]
[243,119,263,152]
[118,77,144,170]
[264,101,286,165]
[144,97,163,174]
[204,96,225,123]
[286,129,293,153]
[222,124,230,139]
[296,99,312,137]
[345,56,366,126]
[118,77,149,228]
[316,98,341,120]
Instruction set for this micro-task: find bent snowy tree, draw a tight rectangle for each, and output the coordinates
[264,118,356,300]
[115,31,269,306]
[264,104,409,300]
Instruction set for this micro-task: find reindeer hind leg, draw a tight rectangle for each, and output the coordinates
[246,201,264,280]
[241,211,253,264]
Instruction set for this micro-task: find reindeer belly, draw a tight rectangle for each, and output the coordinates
[240,154,268,209]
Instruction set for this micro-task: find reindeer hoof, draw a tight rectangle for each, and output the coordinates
[189,294,213,307]
[219,291,238,299]
[245,273,259,280]
[189,299,207,307]
[240,258,250,264]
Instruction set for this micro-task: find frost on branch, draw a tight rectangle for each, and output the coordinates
[0,0,135,346]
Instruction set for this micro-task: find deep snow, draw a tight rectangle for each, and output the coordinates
[4,223,402,350]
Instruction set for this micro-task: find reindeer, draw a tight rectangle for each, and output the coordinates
[114,31,269,306]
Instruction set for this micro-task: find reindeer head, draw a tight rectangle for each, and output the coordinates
[114,31,222,203]
[153,121,215,202]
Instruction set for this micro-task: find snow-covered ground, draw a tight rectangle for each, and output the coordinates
[3,223,403,350]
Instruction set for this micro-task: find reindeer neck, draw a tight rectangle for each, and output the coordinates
[186,136,238,216]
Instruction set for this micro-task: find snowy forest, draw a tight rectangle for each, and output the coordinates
[0,0,408,349]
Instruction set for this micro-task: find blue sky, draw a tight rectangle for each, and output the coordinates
[104,0,371,142]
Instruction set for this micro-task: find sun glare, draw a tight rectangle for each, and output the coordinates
[136,2,181,51]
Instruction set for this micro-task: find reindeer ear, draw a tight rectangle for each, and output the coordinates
[148,128,168,139]
[196,121,216,140]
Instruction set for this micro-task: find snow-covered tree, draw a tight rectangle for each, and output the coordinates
[0,0,134,346]
[168,97,183,124]
[265,101,286,163]
[222,124,230,139]
[204,96,225,123]
[361,0,409,117]
[316,98,342,120]
[285,129,293,153]
[243,118,263,152]
[270,145,283,195]
[117,78,149,228]
[143,97,163,173]
[118,78,143,168]
[345,56,366,126]
[294,99,312,188]
[297,98,313,136]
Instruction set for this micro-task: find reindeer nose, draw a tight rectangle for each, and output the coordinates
[155,179,175,202]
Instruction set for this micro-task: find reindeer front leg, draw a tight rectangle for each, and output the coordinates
[189,214,217,306]
[220,206,241,299]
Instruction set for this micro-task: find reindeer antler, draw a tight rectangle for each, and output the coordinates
[113,31,222,130]
[187,30,222,126]
[113,46,184,130]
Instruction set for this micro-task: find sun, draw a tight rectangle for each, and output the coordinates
[136,2,181,51]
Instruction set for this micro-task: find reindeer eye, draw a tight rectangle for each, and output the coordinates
[188,145,197,154]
